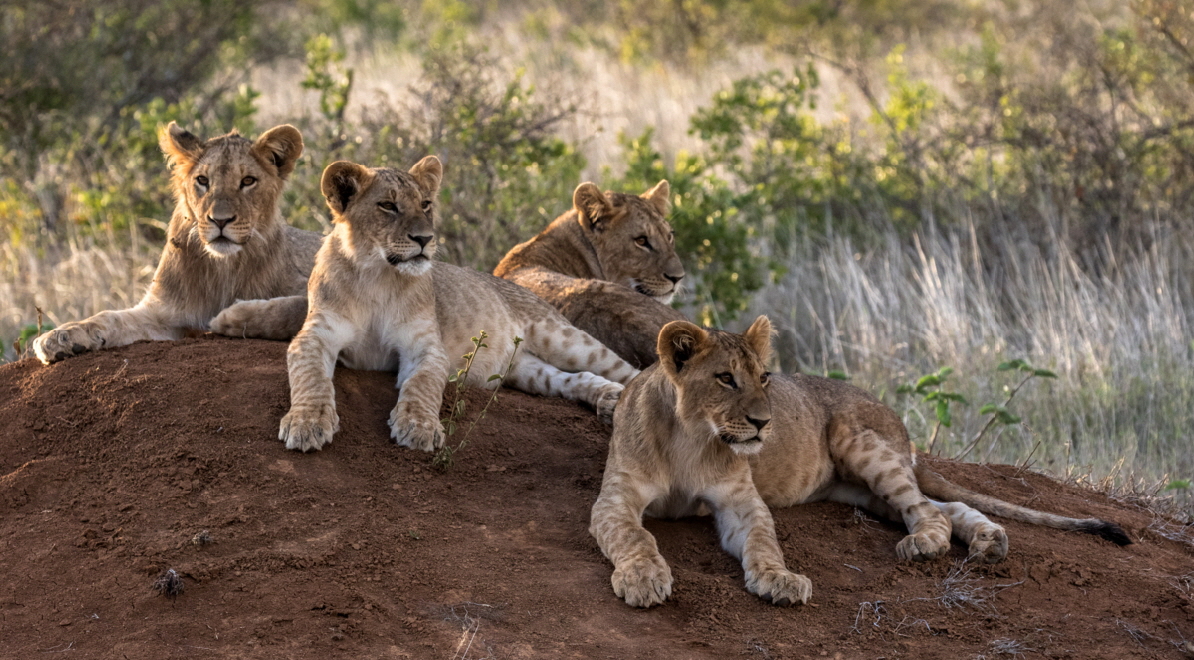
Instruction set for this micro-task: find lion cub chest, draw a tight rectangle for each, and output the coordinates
[330,272,435,372]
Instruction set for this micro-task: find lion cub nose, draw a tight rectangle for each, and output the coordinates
[747,416,770,431]
[665,273,684,285]
[209,215,236,230]
[409,234,432,248]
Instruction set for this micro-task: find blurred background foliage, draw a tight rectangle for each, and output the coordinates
[3,0,1194,485]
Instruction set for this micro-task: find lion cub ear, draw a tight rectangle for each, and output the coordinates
[657,321,709,378]
[641,180,670,215]
[743,315,774,363]
[574,182,613,233]
[252,125,304,179]
[409,156,443,196]
[321,161,372,217]
[158,122,204,170]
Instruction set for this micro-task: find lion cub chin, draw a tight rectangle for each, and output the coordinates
[280,157,641,453]
[590,316,1129,609]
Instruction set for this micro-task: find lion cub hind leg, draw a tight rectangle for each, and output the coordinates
[522,320,640,385]
[831,428,952,562]
[931,500,1008,564]
[707,478,812,606]
[824,483,1008,563]
[507,352,624,425]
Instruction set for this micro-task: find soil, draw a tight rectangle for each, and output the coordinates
[0,336,1191,659]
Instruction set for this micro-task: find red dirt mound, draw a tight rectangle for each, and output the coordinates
[0,337,1191,659]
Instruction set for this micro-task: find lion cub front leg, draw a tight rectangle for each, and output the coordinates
[388,321,449,452]
[707,475,812,606]
[590,469,672,608]
[210,295,308,341]
[279,313,351,452]
[34,304,179,364]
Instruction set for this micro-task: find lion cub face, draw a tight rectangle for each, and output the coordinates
[573,181,686,303]
[320,157,443,275]
[657,316,774,455]
[159,122,303,258]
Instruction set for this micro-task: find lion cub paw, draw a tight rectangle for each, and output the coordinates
[747,568,812,607]
[968,523,1009,564]
[594,383,624,426]
[896,530,950,562]
[611,555,673,608]
[279,404,340,452]
[33,321,104,364]
[389,402,444,452]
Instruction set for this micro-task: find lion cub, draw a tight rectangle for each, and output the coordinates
[34,122,318,364]
[281,157,640,452]
[590,317,1129,608]
[494,182,687,368]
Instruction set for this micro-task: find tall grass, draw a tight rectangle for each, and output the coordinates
[757,218,1194,482]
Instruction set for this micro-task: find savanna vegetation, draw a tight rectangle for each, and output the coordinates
[2,0,1191,504]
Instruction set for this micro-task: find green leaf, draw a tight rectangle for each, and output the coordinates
[1018,363,1035,373]
[935,400,952,427]
[1163,479,1191,491]
[455,400,466,414]
[827,370,849,380]
[915,374,941,391]
[896,384,914,394]
[923,391,940,402]
[997,359,1025,372]
[979,403,998,415]
[1033,369,1057,378]
[995,410,1021,425]
[936,366,954,378]
[486,374,502,382]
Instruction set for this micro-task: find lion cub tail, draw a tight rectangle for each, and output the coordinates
[913,463,1131,546]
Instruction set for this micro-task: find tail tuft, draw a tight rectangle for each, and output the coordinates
[1085,519,1132,546]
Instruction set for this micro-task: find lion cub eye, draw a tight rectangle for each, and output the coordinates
[715,372,737,388]
[378,201,398,213]
[761,372,771,386]
[195,175,209,188]
[240,176,257,188]
[635,236,651,249]
[421,199,432,212]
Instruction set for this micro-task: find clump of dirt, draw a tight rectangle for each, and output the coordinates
[0,337,1190,659]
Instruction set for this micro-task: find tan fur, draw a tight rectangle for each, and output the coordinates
[591,316,1128,608]
[34,122,318,364]
[493,181,687,368]
[280,158,641,453]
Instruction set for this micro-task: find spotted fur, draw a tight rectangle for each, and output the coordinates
[280,157,640,453]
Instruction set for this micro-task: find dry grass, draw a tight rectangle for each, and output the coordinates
[755,222,1194,485]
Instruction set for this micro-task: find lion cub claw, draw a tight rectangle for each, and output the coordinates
[896,530,950,562]
[612,555,673,608]
[389,403,444,452]
[595,384,623,426]
[968,524,1009,564]
[748,568,812,607]
[279,404,340,452]
[33,322,103,364]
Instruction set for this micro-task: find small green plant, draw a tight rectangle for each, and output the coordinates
[955,359,1056,461]
[431,333,522,471]
[302,34,355,127]
[897,366,967,454]
[1164,479,1192,491]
